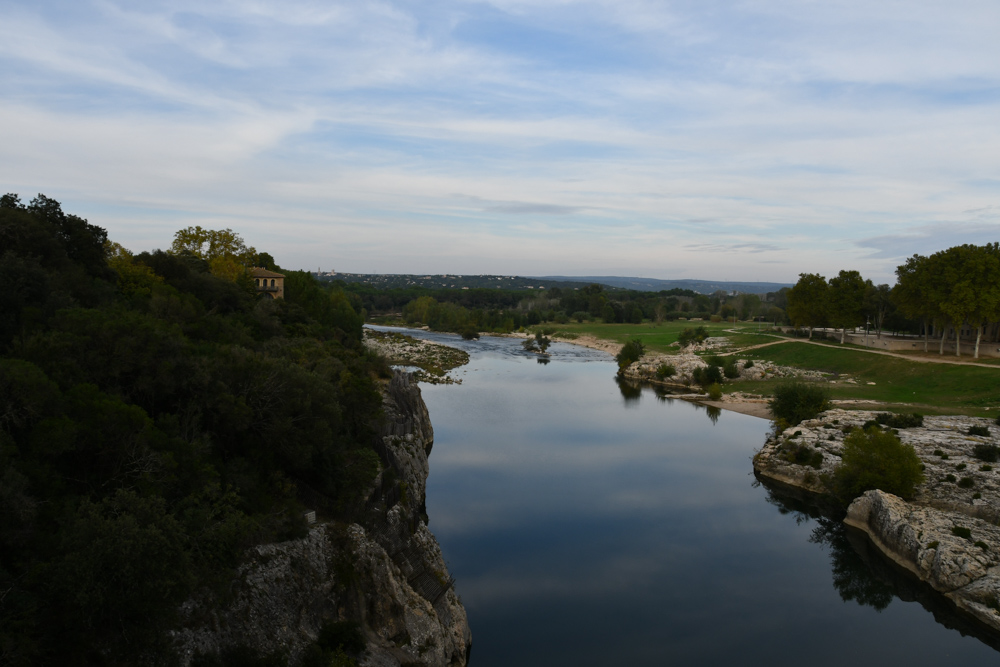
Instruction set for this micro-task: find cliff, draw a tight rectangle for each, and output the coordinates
[173,371,471,666]
[754,409,1000,636]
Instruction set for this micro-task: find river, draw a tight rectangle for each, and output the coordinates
[373,327,999,665]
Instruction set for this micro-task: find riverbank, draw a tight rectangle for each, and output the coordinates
[754,408,1000,636]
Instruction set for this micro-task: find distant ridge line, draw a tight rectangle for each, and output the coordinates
[533,276,793,294]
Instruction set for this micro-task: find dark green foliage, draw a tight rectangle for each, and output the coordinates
[691,364,723,387]
[615,339,645,373]
[705,354,724,367]
[707,383,723,401]
[744,359,754,369]
[655,363,676,379]
[0,195,386,664]
[833,427,925,501]
[677,326,708,347]
[952,526,972,540]
[722,358,740,379]
[874,412,923,429]
[781,442,824,469]
[958,477,975,488]
[973,444,1000,462]
[945,474,957,483]
[982,465,994,472]
[968,425,991,437]
[768,381,830,426]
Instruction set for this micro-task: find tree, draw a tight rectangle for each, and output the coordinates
[932,244,1000,358]
[615,339,645,374]
[833,427,924,501]
[768,381,829,426]
[827,270,867,343]
[892,254,936,352]
[786,274,828,338]
[863,282,892,339]
[170,226,257,282]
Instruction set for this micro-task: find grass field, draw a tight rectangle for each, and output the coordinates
[726,341,1000,416]
[536,321,776,354]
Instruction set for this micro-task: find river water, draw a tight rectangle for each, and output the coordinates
[373,327,999,665]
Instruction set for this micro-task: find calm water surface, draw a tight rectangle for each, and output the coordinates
[374,327,999,665]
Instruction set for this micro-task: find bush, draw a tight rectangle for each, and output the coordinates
[833,427,925,501]
[722,358,740,379]
[744,359,754,369]
[460,328,479,340]
[707,383,723,401]
[768,381,830,426]
[571,311,589,323]
[692,364,723,387]
[952,526,972,540]
[781,442,824,469]
[958,477,975,488]
[968,425,991,437]
[705,355,724,367]
[677,326,708,347]
[973,444,1000,462]
[655,363,676,380]
[875,412,923,429]
[615,339,645,373]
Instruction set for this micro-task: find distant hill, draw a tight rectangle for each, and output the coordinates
[322,273,791,294]
[319,273,600,291]
[534,276,793,294]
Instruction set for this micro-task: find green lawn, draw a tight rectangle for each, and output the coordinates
[536,321,776,354]
[728,342,1000,416]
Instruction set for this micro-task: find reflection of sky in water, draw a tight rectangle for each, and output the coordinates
[375,328,998,665]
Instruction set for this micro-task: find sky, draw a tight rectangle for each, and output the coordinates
[2,0,1000,283]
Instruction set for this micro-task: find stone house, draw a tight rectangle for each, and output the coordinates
[251,267,285,299]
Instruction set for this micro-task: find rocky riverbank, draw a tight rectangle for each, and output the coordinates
[754,408,1000,635]
[173,372,471,666]
[364,328,469,384]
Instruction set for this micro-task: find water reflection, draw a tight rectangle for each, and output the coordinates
[761,480,1000,650]
[374,324,1000,664]
[705,404,722,424]
[615,377,642,404]
[536,356,550,365]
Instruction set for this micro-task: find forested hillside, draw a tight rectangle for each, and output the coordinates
[0,194,386,665]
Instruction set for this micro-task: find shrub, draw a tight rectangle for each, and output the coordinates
[875,412,923,429]
[927,541,939,549]
[744,359,754,369]
[833,427,925,501]
[705,354,724,367]
[945,474,957,483]
[973,444,1000,462]
[460,328,479,340]
[615,339,645,373]
[976,540,990,550]
[968,425,991,437]
[722,358,740,379]
[952,526,972,540]
[693,364,723,387]
[956,463,967,470]
[781,442,824,469]
[982,465,993,472]
[958,477,975,488]
[707,383,723,401]
[768,381,830,426]
[677,326,708,347]
[655,363,676,380]
[571,311,589,323]
[995,414,1000,426]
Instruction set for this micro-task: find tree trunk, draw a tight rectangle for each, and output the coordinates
[939,326,947,355]
[808,326,813,340]
[955,323,962,357]
[923,319,929,352]
[975,325,982,359]
[841,327,846,344]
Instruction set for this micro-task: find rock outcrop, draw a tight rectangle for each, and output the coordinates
[173,371,471,666]
[754,408,1000,636]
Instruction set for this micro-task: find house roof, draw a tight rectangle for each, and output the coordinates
[251,267,285,278]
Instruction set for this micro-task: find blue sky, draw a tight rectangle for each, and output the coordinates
[3,0,999,283]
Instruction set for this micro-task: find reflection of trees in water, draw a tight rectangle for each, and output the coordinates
[536,356,550,365]
[615,378,642,404]
[705,405,721,425]
[761,479,1000,651]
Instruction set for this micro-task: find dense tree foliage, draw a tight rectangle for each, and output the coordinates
[0,195,386,665]
[833,427,925,501]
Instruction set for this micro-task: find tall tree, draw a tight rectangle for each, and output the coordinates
[786,273,829,339]
[170,226,257,282]
[933,244,1000,358]
[828,270,867,344]
[892,254,936,352]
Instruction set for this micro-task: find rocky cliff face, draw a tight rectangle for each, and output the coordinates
[173,371,471,666]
